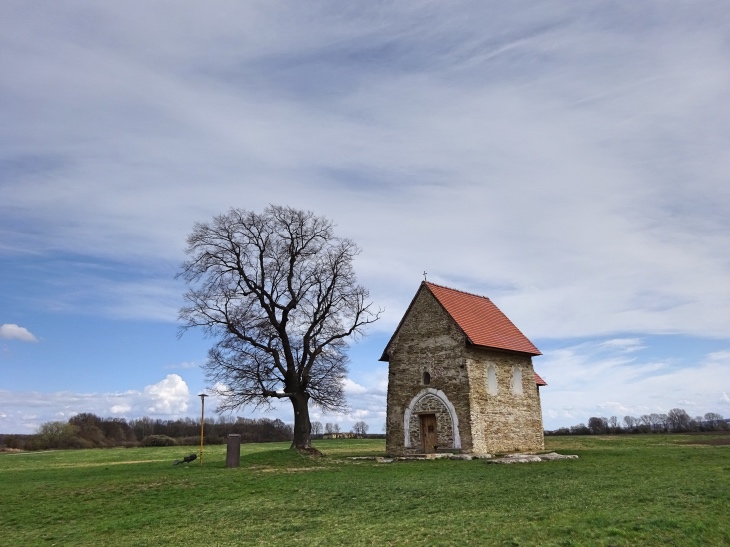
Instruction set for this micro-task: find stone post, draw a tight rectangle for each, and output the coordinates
[226,434,241,468]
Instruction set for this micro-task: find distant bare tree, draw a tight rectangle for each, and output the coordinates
[324,422,334,434]
[646,413,659,431]
[311,421,323,436]
[216,415,237,427]
[570,423,590,435]
[333,423,341,434]
[623,416,638,430]
[588,417,608,434]
[352,421,369,435]
[178,206,380,451]
[37,421,79,448]
[667,409,691,432]
[130,416,156,440]
[704,412,725,431]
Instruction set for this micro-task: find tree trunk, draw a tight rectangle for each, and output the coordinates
[290,393,312,450]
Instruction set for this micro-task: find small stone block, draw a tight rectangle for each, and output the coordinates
[449,454,473,460]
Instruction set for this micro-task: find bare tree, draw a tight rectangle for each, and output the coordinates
[311,421,323,436]
[639,413,665,432]
[178,206,380,451]
[667,408,690,432]
[704,412,725,431]
[352,421,369,435]
[588,417,607,434]
[623,416,638,431]
[130,416,156,439]
[324,422,334,434]
[37,421,79,449]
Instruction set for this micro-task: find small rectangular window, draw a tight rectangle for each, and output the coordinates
[511,366,523,395]
[486,364,498,395]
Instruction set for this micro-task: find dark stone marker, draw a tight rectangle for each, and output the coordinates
[226,434,241,468]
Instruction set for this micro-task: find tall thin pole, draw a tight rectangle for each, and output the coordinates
[199,393,208,465]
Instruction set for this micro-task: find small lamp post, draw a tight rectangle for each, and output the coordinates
[198,393,208,465]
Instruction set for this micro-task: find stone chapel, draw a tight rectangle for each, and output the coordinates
[382,282,546,456]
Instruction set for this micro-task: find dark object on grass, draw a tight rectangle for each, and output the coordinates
[173,453,197,465]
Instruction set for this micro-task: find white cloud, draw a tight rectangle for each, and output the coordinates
[598,339,646,354]
[311,367,389,431]
[342,378,369,395]
[0,375,193,433]
[540,340,730,429]
[596,402,632,415]
[143,374,190,414]
[0,324,38,342]
[110,404,131,414]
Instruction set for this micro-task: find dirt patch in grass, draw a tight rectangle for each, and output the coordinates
[257,466,328,473]
[683,438,730,446]
[52,459,169,468]
[296,446,324,457]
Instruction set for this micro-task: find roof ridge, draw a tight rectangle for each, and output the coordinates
[423,281,491,301]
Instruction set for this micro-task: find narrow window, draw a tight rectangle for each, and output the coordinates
[486,364,498,395]
[511,366,523,395]
[423,371,431,385]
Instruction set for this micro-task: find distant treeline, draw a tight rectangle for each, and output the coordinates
[0,413,295,451]
[546,409,728,435]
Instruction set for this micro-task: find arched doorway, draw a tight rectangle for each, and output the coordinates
[403,388,461,452]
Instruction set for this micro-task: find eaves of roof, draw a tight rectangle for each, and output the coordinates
[535,372,548,386]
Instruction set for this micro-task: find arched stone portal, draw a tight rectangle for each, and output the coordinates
[403,388,461,450]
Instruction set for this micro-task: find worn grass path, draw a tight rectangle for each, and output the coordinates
[1,435,728,546]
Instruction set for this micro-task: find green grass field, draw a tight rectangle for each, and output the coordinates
[1,435,728,546]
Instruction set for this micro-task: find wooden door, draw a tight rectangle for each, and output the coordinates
[420,414,438,453]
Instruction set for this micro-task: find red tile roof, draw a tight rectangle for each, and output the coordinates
[424,282,542,356]
[534,372,548,386]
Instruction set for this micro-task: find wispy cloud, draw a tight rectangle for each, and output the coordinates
[2,3,728,338]
[165,361,199,371]
[540,340,730,428]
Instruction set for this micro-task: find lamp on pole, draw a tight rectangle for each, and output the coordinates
[198,393,208,465]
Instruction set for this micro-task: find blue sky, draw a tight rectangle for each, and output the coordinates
[1,1,729,434]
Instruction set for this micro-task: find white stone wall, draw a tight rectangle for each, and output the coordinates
[466,349,544,454]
